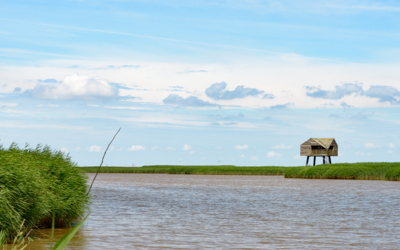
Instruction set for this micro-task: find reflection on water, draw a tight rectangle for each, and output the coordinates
[27,174,400,249]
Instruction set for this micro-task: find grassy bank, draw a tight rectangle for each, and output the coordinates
[81,162,400,181]
[81,165,292,175]
[0,143,90,242]
[285,162,400,181]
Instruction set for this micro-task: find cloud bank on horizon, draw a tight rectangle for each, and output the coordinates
[1,0,400,166]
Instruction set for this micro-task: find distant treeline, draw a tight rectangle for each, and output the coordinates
[81,162,400,181]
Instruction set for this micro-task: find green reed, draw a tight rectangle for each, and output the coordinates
[0,143,90,242]
[81,165,293,175]
[284,162,400,180]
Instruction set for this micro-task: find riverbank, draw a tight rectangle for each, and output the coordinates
[81,165,290,175]
[0,143,90,243]
[81,162,400,181]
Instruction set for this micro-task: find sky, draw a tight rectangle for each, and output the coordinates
[1,0,400,166]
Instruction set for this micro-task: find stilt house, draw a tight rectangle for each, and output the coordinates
[300,138,338,166]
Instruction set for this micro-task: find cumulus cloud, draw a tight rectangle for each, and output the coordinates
[388,143,396,148]
[89,145,102,152]
[365,143,381,149]
[240,154,246,158]
[205,82,270,100]
[362,85,400,105]
[306,83,362,99]
[60,147,69,153]
[224,122,238,125]
[189,151,195,154]
[272,144,293,149]
[163,94,218,107]
[234,145,249,150]
[270,103,292,109]
[307,83,400,105]
[151,146,159,150]
[29,74,119,100]
[356,151,365,156]
[127,145,146,151]
[340,102,354,109]
[183,144,192,151]
[166,146,175,151]
[267,151,281,158]
[250,156,259,160]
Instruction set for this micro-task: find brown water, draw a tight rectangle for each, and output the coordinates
[27,174,400,249]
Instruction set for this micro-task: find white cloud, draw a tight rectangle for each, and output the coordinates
[388,143,396,148]
[30,73,118,100]
[272,144,293,149]
[60,147,69,153]
[166,146,175,151]
[365,143,381,148]
[356,151,365,156]
[89,145,102,152]
[127,145,145,151]
[250,156,259,160]
[216,146,223,150]
[189,151,195,154]
[267,151,281,158]
[234,145,249,150]
[151,146,159,150]
[293,155,300,159]
[0,102,18,108]
[75,147,81,151]
[240,154,246,158]
[388,150,394,154]
[183,144,192,151]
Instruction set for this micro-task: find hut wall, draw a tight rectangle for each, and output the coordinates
[300,145,311,156]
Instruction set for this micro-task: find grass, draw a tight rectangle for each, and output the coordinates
[0,143,90,242]
[81,165,295,175]
[284,162,400,181]
[81,163,400,181]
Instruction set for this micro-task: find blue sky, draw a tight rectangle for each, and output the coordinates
[1,0,400,166]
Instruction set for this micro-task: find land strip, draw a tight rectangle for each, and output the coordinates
[81,162,400,181]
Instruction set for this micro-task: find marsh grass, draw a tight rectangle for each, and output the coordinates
[81,165,293,175]
[0,143,90,242]
[82,163,400,181]
[285,162,400,180]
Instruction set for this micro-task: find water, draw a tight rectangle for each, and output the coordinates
[27,174,400,249]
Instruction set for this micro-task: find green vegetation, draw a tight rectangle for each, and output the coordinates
[81,165,293,175]
[82,163,400,181]
[285,162,400,181]
[0,143,90,242]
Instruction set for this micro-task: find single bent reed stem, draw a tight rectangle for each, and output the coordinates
[87,128,121,195]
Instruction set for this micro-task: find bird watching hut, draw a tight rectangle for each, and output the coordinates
[300,138,338,166]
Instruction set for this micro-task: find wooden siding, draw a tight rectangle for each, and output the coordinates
[300,138,338,156]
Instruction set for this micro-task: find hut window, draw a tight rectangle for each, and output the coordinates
[311,146,323,150]
[329,146,333,149]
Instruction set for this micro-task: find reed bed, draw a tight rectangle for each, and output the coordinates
[82,163,400,181]
[0,143,90,242]
[284,162,400,181]
[81,165,293,175]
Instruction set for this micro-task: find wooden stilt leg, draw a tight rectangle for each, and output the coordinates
[323,156,325,164]
[306,156,309,166]
[329,156,332,164]
[313,156,316,166]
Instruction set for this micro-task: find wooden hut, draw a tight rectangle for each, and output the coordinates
[300,138,338,166]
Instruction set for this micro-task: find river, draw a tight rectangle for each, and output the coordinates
[27,173,400,249]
